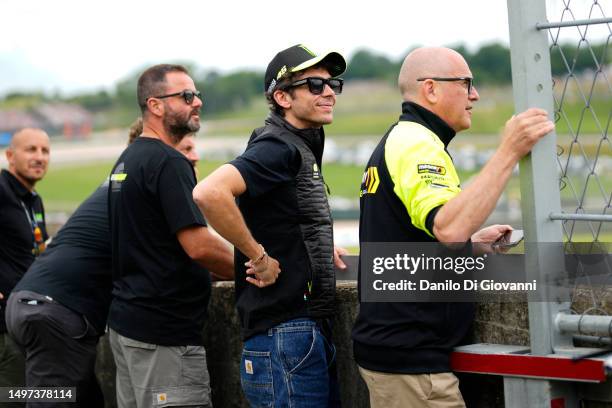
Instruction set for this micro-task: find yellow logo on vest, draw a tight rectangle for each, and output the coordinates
[360,166,380,197]
[313,163,320,179]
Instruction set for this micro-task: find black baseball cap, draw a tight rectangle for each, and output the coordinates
[264,44,347,94]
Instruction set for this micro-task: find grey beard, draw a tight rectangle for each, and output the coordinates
[164,118,199,144]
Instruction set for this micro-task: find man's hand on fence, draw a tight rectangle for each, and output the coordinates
[500,108,555,161]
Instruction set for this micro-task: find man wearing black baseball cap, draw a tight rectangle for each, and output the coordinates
[194,44,348,407]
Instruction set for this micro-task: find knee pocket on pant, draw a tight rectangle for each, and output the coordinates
[240,349,273,407]
[179,346,210,387]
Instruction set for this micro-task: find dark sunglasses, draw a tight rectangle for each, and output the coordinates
[286,77,344,95]
[152,90,202,104]
[417,77,474,94]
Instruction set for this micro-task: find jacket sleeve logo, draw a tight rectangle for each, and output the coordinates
[360,166,380,197]
[417,164,446,175]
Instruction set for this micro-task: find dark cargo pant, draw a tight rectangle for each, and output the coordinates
[5,290,103,408]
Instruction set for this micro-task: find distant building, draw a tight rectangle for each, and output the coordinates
[33,103,93,139]
[0,103,93,144]
[0,110,45,146]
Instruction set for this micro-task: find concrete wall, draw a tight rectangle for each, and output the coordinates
[95,281,612,407]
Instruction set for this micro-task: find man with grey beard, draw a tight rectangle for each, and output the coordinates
[108,64,233,408]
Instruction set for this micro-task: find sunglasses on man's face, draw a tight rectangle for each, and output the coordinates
[286,77,344,95]
[152,90,202,105]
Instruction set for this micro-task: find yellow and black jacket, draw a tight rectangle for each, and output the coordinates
[352,102,475,374]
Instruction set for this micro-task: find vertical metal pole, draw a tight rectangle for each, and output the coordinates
[507,0,571,356]
[506,0,578,405]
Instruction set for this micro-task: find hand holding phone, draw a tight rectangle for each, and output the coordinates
[493,229,524,249]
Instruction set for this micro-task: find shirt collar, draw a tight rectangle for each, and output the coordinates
[265,112,325,157]
[400,101,456,147]
[1,169,35,200]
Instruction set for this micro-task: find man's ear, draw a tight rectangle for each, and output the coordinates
[146,98,164,117]
[421,79,438,104]
[5,148,13,166]
[273,89,292,109]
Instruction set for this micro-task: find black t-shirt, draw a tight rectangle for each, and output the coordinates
[230,137,301,197]
[108,137,210,346]
[15,182,111,334]
[0,169,47,332]
[231,127,331,339]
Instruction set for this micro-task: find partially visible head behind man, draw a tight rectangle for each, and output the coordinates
[264,44,347,117]
[175,135,199,169]
[128,117,143,145]
[5,128,50,190]
[137,64,202,144]
[398,47,480,132]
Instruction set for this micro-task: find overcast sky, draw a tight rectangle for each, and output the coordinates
[0,0,604,96]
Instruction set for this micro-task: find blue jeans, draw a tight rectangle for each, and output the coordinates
[240,318,341,408]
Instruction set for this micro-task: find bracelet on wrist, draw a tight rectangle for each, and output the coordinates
[251,245,267,265]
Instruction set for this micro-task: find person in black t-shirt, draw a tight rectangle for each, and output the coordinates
[108,64,233,408]
[193,45,348,408]
[5,122,206,407]
[0,128,50,388]
[7,182,109,408]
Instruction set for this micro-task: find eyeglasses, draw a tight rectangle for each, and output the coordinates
[286,77,344,95]
[416,77,474,95]
[152,90,202,105]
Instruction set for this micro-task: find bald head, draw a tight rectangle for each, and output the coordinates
[398,47,470,101]
[10,128,49,150]
[397,47,479,132]
[6,128,50,190]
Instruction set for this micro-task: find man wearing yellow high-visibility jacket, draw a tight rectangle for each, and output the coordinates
[352,46,555,408]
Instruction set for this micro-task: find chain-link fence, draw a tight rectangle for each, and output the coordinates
[538,0,612,330]
[547,0,611,242]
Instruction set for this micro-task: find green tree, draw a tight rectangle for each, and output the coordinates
[470,42,512,84]
[198,70,261,114]
[346,49,397,80]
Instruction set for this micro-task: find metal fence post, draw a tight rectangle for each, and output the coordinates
[506,0,579,405]
[507,0,572,356]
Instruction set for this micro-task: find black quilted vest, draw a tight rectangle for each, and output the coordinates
[235,113,335,340]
